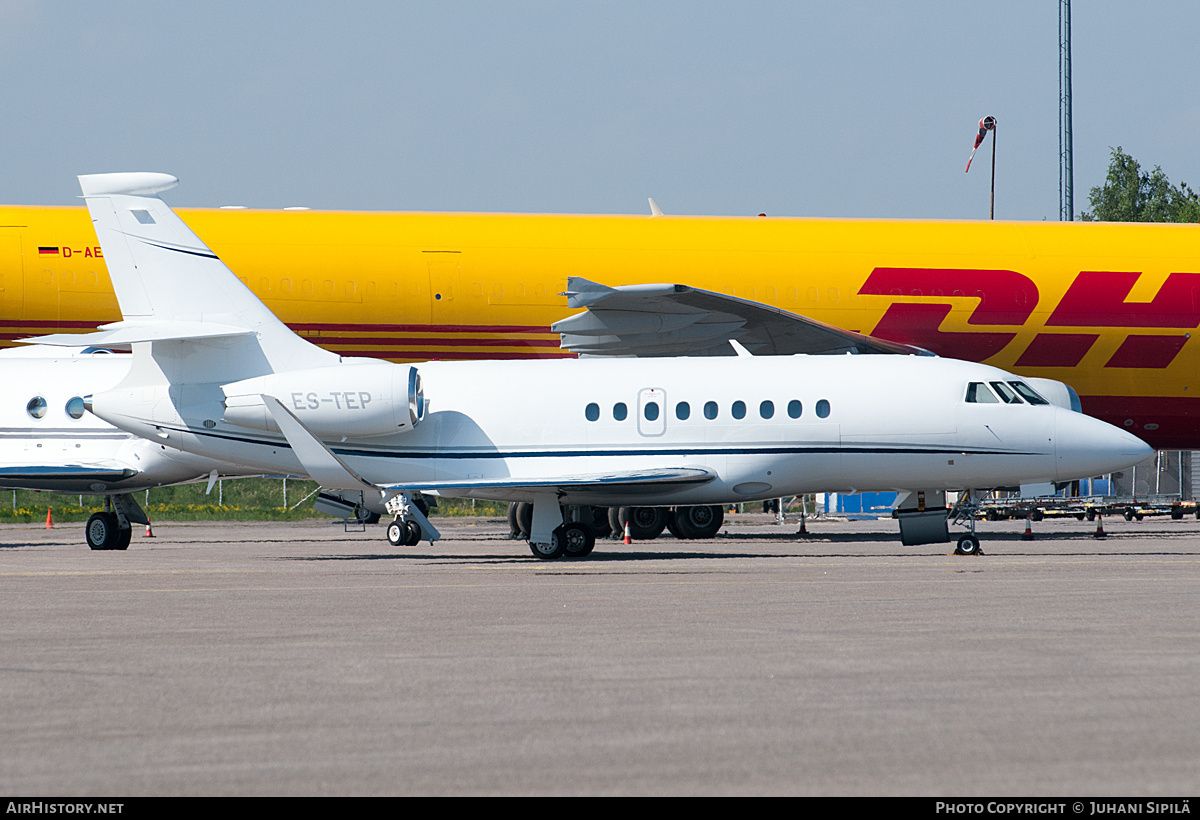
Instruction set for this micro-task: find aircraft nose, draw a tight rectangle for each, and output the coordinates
[1054,408,1153,482]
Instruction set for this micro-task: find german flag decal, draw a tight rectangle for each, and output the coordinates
[37,246,59,255]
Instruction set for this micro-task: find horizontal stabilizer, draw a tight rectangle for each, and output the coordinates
[21,321,255,349]
[556,277,928,357]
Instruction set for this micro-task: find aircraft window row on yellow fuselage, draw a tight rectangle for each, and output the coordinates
[585,398,832,423]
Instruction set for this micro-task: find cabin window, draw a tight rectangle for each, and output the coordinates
[989,381,1023,404]
[704,401,718,420]
[732,401,746,420]
[66,397,85,420]
[644,401,660,421]
[788,400,803,419]
[816,399,831,418]
[760,400,774,419]
[1009,382,1050,405]
[26,397,47,420]
[585,403,600,422]
[676,401,690,420]
[613,402,628,421]
[965,383,999,403]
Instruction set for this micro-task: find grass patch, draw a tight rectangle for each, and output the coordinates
[1,477,509,524]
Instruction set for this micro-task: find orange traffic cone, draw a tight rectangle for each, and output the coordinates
[1022,514,1034,541]
[144,521,155,538]
[797,514,808,536]
[623,521,632,545]
[45,508,53,529]
[1093,515,1106,539]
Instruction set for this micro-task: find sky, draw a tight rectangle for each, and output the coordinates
[1,1,1197,220]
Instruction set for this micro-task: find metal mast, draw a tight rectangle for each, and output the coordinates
[1059,0,1074,220]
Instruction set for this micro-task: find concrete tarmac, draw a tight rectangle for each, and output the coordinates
[1,513,1197,796]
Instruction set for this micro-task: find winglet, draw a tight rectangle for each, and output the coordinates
[648,197,663,216]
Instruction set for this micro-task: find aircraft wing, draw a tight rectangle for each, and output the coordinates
[379,468,716,494]
[554,277,928,357]
[0,464,137,491]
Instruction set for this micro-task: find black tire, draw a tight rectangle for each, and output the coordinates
[403,520,422,546]
[113,525,132,551]
[560,522,595,558]
[1171,507,1184,520]
[1030,509,1044,522]
[1086,509,1096,521]
[529,532,565,559]
[588,506,612,539]
[356,506,381,525]
[386,520,405,546]
[621,506,667,540]
[516,502,533,539]
[85,512,120,550]
[506,502,522,537]
[671,505,724,539]
[955,534,981,555]
[665,512,685,539]
[1124,508,1135,521]
[608,506,623,538]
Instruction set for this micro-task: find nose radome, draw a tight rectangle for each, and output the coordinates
[1054,408,1153,482]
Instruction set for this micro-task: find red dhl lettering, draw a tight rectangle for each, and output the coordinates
[858,268,1199,370]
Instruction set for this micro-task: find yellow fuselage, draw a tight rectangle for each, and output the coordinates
[1,205,1196,448]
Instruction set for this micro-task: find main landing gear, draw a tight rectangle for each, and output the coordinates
[86,511,132,551]
[85,493,147,551]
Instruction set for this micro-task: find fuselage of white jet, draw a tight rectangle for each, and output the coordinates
[88,352,1150,508]
[0,347,238,494]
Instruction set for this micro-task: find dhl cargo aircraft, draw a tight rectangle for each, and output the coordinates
[1,203,1198,449]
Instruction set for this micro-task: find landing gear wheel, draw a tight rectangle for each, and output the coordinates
[560,522,595,558]
[670,505,724,539]
[516,502,534,539]
[621,506,667,540]
[587,506,612,539]
[403,520,422,546]
[85,512,121,551]
[529,532,566,559]
[607,506,623,538]
[506,502,522,538]
[113,525,132,551]
[955,534,981,556]
[386,520,405,547]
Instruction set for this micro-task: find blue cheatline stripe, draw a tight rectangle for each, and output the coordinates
[168,424,1040,459]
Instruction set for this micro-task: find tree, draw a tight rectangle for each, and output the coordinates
[1080,147,1200,222]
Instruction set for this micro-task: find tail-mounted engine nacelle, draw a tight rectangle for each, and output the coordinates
[221,362,425,438]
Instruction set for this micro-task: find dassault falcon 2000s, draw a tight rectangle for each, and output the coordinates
[5,200,1200,449]
[28,174,1152,557]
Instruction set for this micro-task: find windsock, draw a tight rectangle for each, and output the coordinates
[965,116,997,172]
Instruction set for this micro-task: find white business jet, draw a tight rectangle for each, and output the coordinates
[28,173,1152,558]
[0,345,259,549]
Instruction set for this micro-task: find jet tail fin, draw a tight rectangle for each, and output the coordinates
[73,173,331,373]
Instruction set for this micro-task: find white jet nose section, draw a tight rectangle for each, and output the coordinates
[1053,408,1153,482]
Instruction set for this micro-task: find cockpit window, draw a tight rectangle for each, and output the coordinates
[965,382,998,403]
[1008,381,1050,405]
[989,381,1023,404]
